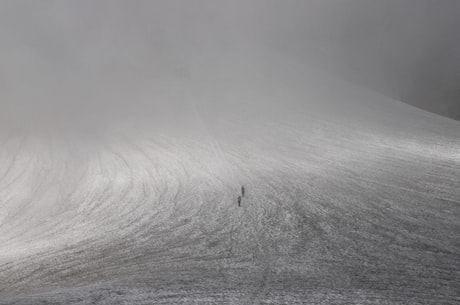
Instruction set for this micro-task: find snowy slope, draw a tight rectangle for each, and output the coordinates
[0,63,459,304]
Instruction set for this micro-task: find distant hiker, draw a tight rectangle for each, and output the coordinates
[237,196,242,207]
[241,186,245,197]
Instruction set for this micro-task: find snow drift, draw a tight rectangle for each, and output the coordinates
[0,58,459,304]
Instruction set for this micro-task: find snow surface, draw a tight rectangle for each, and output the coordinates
[0,66,459,304]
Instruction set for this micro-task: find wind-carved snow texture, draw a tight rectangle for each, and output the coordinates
[0,93,459,305]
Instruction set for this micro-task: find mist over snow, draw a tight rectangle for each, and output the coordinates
[0,1,459,304]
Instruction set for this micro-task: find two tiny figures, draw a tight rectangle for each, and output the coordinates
[238,186,245,207]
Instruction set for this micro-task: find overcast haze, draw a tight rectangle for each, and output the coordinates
[0,0,459,132]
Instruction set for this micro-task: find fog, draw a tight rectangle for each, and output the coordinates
[1,2,460,304]
[0,0,459,134]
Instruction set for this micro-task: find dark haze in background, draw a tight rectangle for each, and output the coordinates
[0,0,459,129]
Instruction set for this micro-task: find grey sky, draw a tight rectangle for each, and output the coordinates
[0,0,459,131]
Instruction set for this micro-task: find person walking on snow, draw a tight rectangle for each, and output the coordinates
[237,196,242,207]
[241,186,245,197]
